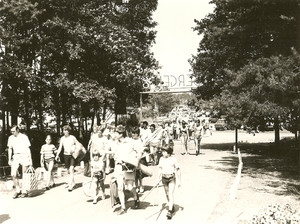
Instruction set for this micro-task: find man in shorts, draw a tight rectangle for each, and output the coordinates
[7,125,33,199]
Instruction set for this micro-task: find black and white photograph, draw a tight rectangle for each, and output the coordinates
[0,0,300,223]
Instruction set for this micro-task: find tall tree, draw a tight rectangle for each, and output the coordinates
[190,0,300,100]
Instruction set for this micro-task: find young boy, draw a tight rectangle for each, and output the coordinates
[90,150,106,204]
[40,135,56,190]
[157,146,181,219]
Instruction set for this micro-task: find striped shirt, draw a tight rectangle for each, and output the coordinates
[41,144,56,159]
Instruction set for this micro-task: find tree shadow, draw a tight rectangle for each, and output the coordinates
[200,141,300,197]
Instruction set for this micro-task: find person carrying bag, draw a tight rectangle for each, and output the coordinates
[22,166,38,194]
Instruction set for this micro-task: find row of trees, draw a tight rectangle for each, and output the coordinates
[190,0,300,150]
[0,0,159,141]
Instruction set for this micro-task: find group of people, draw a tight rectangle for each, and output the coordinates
[6,121,182,219]
[143,118,208,157]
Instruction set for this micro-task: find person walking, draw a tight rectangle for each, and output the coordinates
[108,125,140,215]
[193,120,203,156]
[7,125,33,198]
[157,146,181,219]
[180,122,189,155]
[40,135,56,190]
[55,125,78,192]
[90,150,106,204]
[131,126,146,193]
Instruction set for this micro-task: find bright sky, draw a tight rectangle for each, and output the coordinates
[151,0,215,78]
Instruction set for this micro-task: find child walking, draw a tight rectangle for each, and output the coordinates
[90,150,106,204]
[40,135,56,190]
[157,146,181,219]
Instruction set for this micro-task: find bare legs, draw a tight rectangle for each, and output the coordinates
[163,180,176,211]
[68,165,75,191]
[45,160,55,188]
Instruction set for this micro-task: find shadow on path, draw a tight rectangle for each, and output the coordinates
[200,142,300,197]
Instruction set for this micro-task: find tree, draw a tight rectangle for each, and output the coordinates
[215,51,300,148]
[190,0,300,148]
[0,0,159,140]
[190,0,300,100]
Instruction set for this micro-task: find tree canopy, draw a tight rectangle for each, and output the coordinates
[190,0,300,146]
[0,0,159,138]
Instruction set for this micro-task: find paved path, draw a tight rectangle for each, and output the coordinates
[0,130,297,224]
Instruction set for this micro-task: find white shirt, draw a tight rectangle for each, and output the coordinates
[112,137,136,164]
[132,138,144,155]
[7,133,31,154]
[158,156,179,175]
[91,159,104,173]
[60,135,77,155]
[140,127,151,143]
[91,136,108,155]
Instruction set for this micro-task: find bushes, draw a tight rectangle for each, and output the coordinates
[247,204,300,224]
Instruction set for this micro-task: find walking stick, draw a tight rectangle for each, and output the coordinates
[140,181,161,203]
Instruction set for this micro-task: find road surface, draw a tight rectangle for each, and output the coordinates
[0,130,298,224]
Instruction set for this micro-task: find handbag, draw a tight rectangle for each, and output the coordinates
[22,166,38,192]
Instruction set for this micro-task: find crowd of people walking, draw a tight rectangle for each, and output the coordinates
[6,117,208,219]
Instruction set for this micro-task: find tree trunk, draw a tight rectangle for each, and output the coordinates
[274,117,280,152]
[11,108,18,126]
[235,128,238,153]
[38,105,44,132]
[1,110,6,153]
[102,103,107,121]
[96,112,101,126]
[55,91,61,135]
[1,109,6,133]
[6,110,10,130]
[91,109,95,130]
[23,87,31,132]
[78,101,83,140]
[85,116,88,132]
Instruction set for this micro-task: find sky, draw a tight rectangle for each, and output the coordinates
[151,0,215,83]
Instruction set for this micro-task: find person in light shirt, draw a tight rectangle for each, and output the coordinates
[40,135,57,190]
[139,121,151,143]
[157,146,181,220]
[55,125,78,192]
[8,125,33,199]
[108,125,140,215]
[131,126,146,193]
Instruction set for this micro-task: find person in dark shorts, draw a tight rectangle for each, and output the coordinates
[55,125,78,192]
[90,150,106,204]
[157,146,181,219]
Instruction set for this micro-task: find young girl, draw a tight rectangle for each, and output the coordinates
[40,135,57,190]
[90,150,106,204]
[158,146,181,220]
